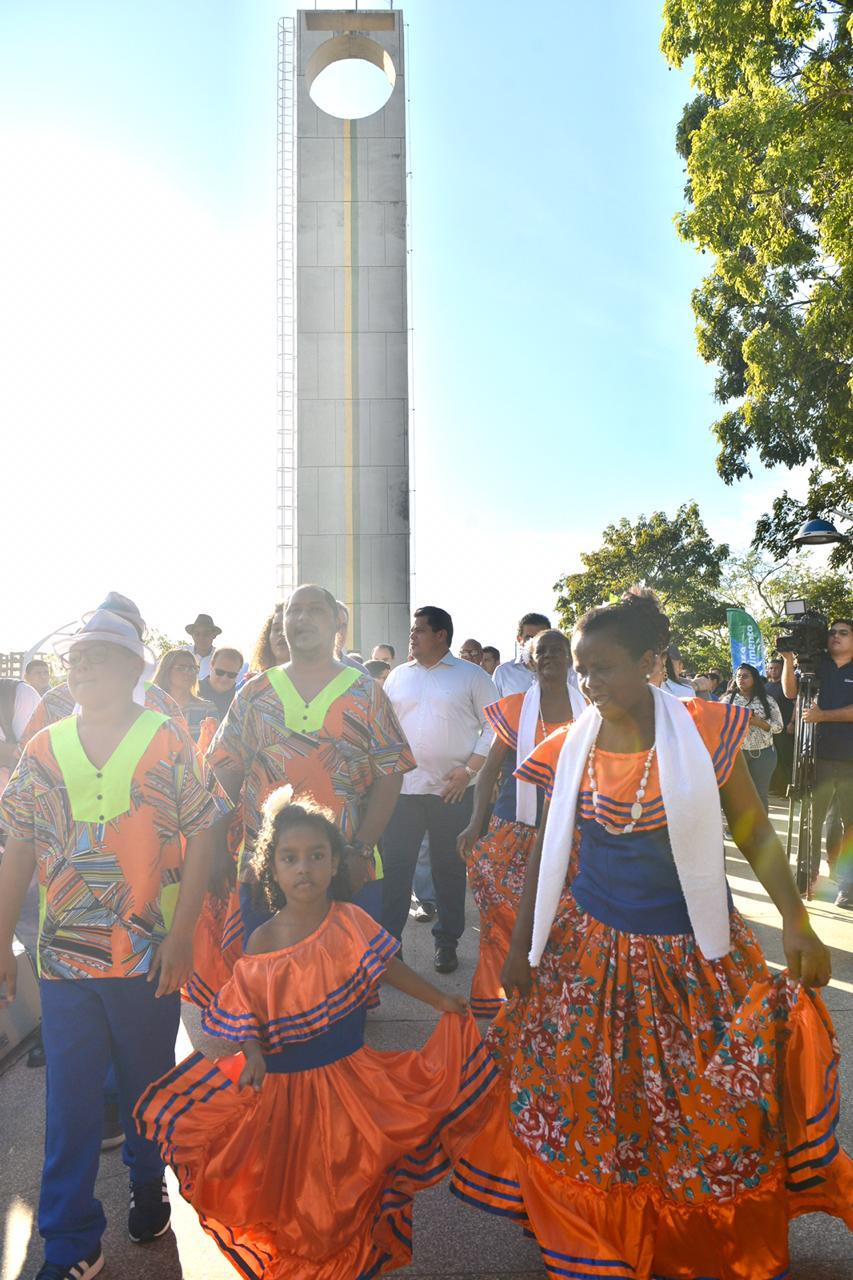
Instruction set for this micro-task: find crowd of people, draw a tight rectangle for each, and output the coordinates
[0,585,851,1280]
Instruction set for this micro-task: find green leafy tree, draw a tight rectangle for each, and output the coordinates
[662,0,853,567]
[553,503,732,670]
[720,550,853,654]
[146,629,186,662]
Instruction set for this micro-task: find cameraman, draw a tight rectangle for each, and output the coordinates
[782,618,853,909]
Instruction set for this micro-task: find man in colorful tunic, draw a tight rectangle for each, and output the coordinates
[0,606,229,1280]
[207,583,414,937]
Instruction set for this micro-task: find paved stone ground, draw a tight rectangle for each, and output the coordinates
[1,803,851,1279]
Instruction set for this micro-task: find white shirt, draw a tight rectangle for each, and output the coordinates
[0,680,41,790]
[383,652,496,796]
[494,657,580,698]
[662,678,695,700]
[0,681,41,744]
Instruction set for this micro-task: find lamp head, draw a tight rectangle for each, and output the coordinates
[793,517,845,547]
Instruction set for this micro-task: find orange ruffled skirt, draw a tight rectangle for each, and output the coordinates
[184,891,244,1009]
[466,816,536,1018]
[450,897,853,1280]
[136,1012,496,1280]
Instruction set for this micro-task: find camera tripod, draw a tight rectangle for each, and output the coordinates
[785,672,820,895]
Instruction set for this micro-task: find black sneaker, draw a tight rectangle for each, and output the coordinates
[128,1175,171,1243]
[434,945,458,974]
[411,900,437,922]
[835,890,853,911]
[34,1248,104,1280]
[26,1038,46,1069]
[101,1099,124,1152]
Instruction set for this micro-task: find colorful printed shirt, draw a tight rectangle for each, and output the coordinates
[0,709,230,980]
[20,681,185,747]
[207,665,414,874]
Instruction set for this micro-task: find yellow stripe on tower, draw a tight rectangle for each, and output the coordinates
[342,119,354,618]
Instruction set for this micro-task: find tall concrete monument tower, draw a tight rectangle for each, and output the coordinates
[278,9,410,659]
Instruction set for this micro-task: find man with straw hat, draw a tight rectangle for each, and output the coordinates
[0,600,230,1280]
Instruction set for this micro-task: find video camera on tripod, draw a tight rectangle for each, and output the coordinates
[775,600,830,894]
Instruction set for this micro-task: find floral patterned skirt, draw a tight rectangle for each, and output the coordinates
[451,891,853,1279]
[466,816,537,1017]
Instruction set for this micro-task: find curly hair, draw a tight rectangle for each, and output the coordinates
[248,788,351,913]
[248,604,284,674]
[574,591,670,659]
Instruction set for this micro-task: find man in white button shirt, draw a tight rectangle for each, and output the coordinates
[493,612,553,696]
[381,606,497,973]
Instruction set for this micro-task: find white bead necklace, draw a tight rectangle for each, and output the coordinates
[587,741,657,835]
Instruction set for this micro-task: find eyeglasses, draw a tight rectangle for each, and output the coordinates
[172,663,198,675]
[62,645,114,670]
[212,668,240,680]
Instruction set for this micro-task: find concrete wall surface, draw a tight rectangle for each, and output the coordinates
[295,8,410,661]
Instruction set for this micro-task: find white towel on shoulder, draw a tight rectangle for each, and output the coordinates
[516,681,588,826]
[529,684,729,965]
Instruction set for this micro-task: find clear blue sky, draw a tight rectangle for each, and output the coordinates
[0,0,799,657]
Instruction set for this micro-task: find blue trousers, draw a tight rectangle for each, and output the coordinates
[39,977,180,1265]
[744,745,777,813]
[412,836,437,905]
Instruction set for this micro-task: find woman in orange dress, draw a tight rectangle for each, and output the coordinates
[451,594,852,1279]
[458,630,585,1016]
[136,789,496,1280]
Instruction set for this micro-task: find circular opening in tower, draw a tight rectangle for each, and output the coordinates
[306,35,396,121]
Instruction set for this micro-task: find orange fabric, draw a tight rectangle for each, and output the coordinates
[136,903,498,1279]
[196,715,218,757]
[468,700,568,1017]
[184,891,243,1009]
[451,892,853,1278]
[518,697,749,814]
[467,816,537,1017]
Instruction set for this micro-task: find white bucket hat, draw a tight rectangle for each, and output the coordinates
[54,607,155,677]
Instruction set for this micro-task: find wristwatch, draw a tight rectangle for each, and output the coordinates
[347,839,373,859]
[463,765,476,779]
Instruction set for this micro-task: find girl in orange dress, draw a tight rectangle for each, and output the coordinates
[458,630,585,1016]
[451,594,852,1280]
[136,788,497,1280]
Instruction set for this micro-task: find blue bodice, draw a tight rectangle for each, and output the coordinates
[262,1005,366,1074]
[572,816,732,935]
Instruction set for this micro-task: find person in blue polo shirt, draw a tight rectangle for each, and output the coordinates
[782,616,853,909]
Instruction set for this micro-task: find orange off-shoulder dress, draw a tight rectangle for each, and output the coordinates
[466,693,570,1016]
[136,902,497,1280]
[451,699,853,1279]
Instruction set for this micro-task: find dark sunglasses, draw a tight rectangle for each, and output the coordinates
[212,668,240,680]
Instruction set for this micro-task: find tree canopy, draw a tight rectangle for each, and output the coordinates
[661,0,853,567]
[553,502,731,669]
